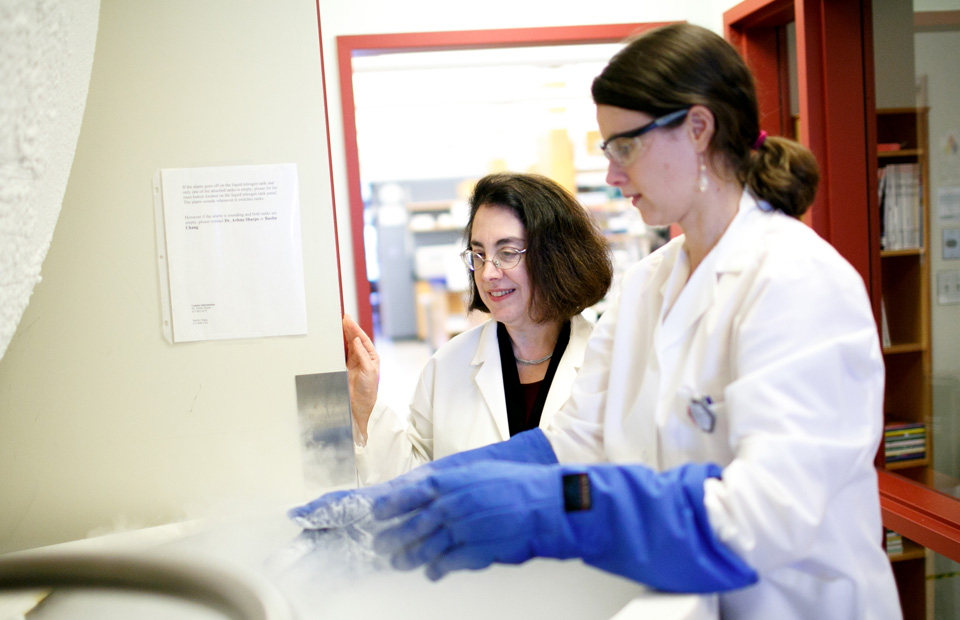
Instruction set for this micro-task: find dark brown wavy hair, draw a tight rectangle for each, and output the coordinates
[591,23,819,217]
[463,172,613,323]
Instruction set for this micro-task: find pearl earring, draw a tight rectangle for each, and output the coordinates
[698,154,708,193]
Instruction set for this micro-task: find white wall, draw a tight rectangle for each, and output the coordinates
[0,0,344,553]
[916,29,960,377]
[873,0,918,108]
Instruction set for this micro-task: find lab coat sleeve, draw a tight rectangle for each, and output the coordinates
[545,247,672,464]
[355,356,440,486]
[703,239,885,573]
[543,291,622,463]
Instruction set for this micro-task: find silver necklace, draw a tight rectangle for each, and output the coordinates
[515,352,553,366]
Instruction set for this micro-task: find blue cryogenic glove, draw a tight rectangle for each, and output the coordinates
[370,460,758,593]
[288,428,557,529]
[434,426,558,468]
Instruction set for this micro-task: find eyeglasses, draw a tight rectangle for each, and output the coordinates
[599,109,690,167]
[460,247,526,272]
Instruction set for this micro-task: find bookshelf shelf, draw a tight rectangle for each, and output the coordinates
[886,458,931,471]
[878,148,923,160]
[880,248,924,258]
[883,343,924,355]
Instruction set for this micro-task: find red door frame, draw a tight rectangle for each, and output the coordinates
[725,0,881,311]
[336,23,669,338]
[725,0,960,564]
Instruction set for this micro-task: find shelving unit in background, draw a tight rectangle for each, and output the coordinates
[876,107,932,620]
[405,199,472,350]
[877,107,932,479]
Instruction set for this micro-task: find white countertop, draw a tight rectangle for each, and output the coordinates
[0,510,717,620]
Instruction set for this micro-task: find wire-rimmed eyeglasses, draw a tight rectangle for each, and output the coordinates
[599,108,690,167]
[460,247,526,272]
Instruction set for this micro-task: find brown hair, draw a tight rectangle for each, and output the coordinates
[463,172,613,323]
[591,23,818,217]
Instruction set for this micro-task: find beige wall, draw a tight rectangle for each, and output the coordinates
[0,0,344,553]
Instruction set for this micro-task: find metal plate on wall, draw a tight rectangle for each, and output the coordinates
[295,372,357,492]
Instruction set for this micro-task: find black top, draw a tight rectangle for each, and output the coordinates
[497,320,571,436]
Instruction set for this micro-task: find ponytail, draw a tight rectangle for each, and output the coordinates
[741,136,819,218]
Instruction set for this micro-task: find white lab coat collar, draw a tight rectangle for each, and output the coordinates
[712,191,769,274]
[471,321,509,440]
[542,315,592,424]
[658,191,762,349]
[470,315,593,441]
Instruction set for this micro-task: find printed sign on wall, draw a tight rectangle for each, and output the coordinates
[153,163,307,343]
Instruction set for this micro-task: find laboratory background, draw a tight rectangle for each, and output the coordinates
[1,0,959,619]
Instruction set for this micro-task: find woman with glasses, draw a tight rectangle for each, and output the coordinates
[344,172,612,485]
[293,23,899,619]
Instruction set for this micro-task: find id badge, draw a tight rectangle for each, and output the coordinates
[687,395,716,433]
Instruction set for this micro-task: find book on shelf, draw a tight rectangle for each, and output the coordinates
[886,441,926,453]
[886,452,926,463]
[884,421,926,460]
[885,529,904,556]
[886,428,926,439]
[886,426,925,435]
[886,437,926,449]
[885,421,926,432]
[880,297,891,348]
[879,163,922,251]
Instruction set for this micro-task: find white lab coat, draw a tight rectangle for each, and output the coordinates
[355,314,595,486]
[546,192,902,619]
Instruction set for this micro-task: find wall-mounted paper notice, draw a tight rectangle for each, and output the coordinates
[938,186,960,223]
[153,164,307,343]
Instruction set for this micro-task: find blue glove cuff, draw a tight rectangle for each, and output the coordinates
[431,427,558,470]
[562,462,758,593]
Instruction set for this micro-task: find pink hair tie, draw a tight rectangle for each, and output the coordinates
[753,130,768,150]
